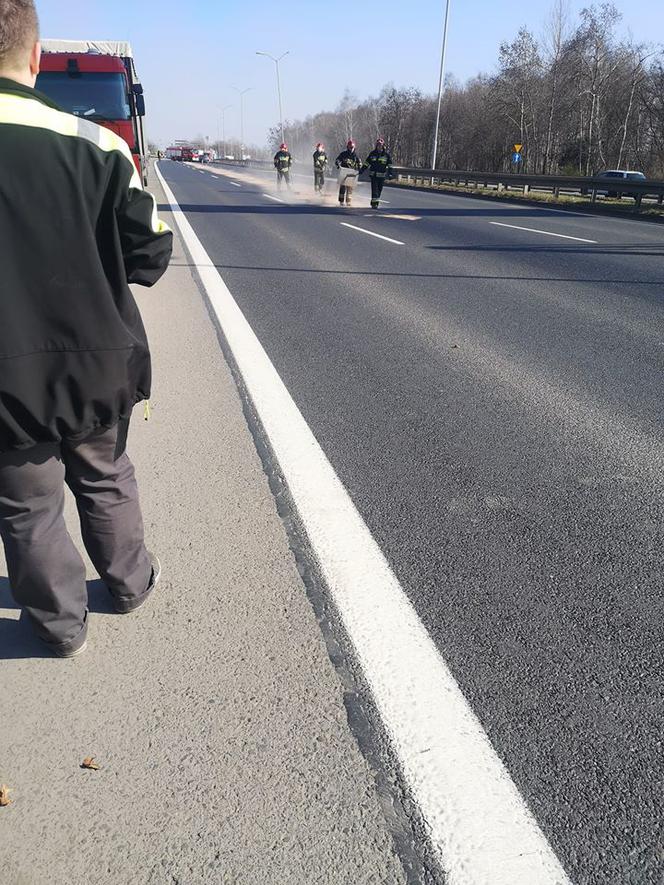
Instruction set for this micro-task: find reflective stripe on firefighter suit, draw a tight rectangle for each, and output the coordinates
[361,149,392,207]
[335,149,362,205]
[274,150,292,188]
[313,150,327,191]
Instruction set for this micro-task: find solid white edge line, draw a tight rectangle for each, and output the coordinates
[263,193,286,203]
[154,161,572,885]
[489,221,597,243]
[340,222,404,246]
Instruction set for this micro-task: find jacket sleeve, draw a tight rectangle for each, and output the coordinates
[112,153,173,287]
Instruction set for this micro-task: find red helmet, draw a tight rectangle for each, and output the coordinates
[347,139,355,150]
[316,142,324,149]
[280,142,288,150]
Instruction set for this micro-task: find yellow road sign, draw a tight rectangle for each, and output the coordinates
[514,143,523,153]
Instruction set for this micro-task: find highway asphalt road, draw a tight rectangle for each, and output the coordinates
[159,159,664,885]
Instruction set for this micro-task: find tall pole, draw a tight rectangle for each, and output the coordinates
[232,87,251,158]
[431,0,452,172]
[221,104,232,157]
[256,51,289,144]
[276,60,284,144]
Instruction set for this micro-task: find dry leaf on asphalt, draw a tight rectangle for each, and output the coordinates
[0,785,12,806]
[80,757,101,771]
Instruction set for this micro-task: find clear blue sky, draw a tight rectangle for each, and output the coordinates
[37,0,663,148]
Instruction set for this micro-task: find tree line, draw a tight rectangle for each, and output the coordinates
[269,2,664,178]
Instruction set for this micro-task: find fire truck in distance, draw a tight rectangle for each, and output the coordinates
[165,146,195,162]
[36,40,149,185]
[165,146,215,163]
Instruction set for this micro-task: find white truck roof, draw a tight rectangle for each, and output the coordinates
[41,40,134,59]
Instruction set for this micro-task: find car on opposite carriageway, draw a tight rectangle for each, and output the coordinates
[581,169,647,199]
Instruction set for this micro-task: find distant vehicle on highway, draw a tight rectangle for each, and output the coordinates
[37,40,149,186]
[190,149,214,164]
[165,146,195,162]
[582,169,647,199]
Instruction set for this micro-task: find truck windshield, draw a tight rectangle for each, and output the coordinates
[36,71,130,121]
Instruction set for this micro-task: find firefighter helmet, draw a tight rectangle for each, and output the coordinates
[316,142,325,150]
[347,139,356,150]
[376,136,385,147]
[280,142,288,150]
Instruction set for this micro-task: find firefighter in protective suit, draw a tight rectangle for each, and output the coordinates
[361,137,393,209]
[313,143,328,193]
[335,139,362,206]
[273,143,292,189]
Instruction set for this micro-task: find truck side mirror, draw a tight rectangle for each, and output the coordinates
[135,94,146,117]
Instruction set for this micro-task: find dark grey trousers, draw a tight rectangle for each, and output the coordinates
[0,422,151,654]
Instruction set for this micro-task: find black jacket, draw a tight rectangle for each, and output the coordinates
[274,150,292,171]
[0,78,173,453]
[313,149,328,170]
[335,149,362,170]
[362,148,392,177]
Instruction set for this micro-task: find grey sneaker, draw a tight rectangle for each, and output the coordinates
[54,640,88,659]
[114,552,161,614]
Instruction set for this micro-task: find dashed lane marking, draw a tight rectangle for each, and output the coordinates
[263,193,286,203]
[156,161,572,885]
[489,221,597,243]
[340,222,404,245]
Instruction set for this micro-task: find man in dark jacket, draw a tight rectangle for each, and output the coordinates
[312,142,328,194]
[0,0,173,657]
[273,142,292,189]
[335,139,362,206]
[361,136,393,209]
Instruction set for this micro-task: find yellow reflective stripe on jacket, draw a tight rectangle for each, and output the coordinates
[0,93,169,235]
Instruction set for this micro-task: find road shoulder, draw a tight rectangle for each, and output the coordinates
[0,169,406,885]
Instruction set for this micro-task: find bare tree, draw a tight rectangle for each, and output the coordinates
[541,0,572,172]
[260,2,664,178]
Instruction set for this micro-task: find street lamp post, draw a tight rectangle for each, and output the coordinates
[256,51,289,145]
[232,87,252,158]
[431,0,452,172]
[220,104,232,158]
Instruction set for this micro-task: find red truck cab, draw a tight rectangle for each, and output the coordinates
[36,40,148,185]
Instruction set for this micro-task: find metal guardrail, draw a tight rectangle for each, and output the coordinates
[209,158,664,209]
[391,167,664,208]
[213,157,272,169]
